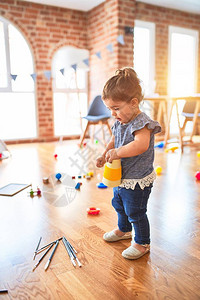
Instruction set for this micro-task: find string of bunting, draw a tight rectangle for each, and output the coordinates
[8,34,125,82]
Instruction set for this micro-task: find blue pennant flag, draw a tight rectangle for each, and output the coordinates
[83,58,89,67]
[95,51,102,59]
[30,73,37,81]
[106,43,113,53]
[10,74,17,81]
[60,68,65,75]
[71,64,77,71]
[44,70,51,80]
[117,34,125,45]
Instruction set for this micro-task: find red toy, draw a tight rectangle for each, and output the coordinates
[87,207,100,215]
[195,171,200,181]
[54,154,58,159]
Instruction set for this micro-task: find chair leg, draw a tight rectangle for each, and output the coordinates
[79,122,90,146]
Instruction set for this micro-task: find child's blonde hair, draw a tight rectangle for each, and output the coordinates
[102,67,143,103]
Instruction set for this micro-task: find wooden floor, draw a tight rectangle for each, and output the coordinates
[0,139,200,300]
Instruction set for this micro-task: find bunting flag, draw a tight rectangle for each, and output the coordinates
[44,70,51,80]
[30,73,37,81]
[71,64,77,71]
[95,51,102,59]
[83,58,89,66]
[117,34,125,45]
[10,74,17,81]
[60,68,65,75]
[106,43,114,53]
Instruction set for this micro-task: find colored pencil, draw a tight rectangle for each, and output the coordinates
[33,236,42,260]
[44,240,59,271]
[62,238,76,267]
[63,237,81,267]
[32,242,55,271]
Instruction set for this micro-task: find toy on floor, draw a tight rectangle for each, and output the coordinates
[87,207,100,215]
[155,166,162,175]
[154,141,165,148]
[165,146,179,153]
[197,151,200,158]
[54,154,58,159]
[97,182,107,188]
[195,171,200,180]
[75,182,81,190]
[55,173,62,180]
[43,177,49,184]
[28,187,42,197]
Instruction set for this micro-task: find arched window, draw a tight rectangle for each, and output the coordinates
[0,17,37,140]
[52,46,89,137]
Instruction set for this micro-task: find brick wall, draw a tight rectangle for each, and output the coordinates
[87,0,136,101]
[0,0,87,141]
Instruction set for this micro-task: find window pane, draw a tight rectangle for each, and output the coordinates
[134,27,150,92]
[0,93,37,140]
[170,33,196,96]
[54,92,87,136]
[8,24,34,92]
[0,21,8,88]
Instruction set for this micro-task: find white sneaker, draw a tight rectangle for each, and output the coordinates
[122,244,150,260]
[103,230,132,242]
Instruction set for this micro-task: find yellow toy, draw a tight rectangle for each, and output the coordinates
[102,159,122,188]
[155,166,162,175]
[197,151,200,158]
[165,146,179,153]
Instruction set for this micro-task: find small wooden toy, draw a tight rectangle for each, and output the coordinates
[155,166,162,175]
[37,187,41,196]
[78,175,82,179]
[0,153,2,159]
[86,175,91,180]
[30,188,34,197]
[165,146,179,153]
[55,173,61,180]
[154,141,164,148]
[97,182,107,189]
[197,151,200,158]
[72,176,76,179]
[87,171,94,177]
[43,177,49,184]
[87,207,100,215]
[195,171,200,180]
[54,154,58,159]
[75,182,81,190]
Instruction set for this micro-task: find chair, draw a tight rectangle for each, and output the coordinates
[181,101,200,139]
[79,95,112,146]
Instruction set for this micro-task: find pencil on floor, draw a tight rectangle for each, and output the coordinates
[32,242,55,271]
[33,236,42,260]
[62,238,76,267]
[44,239,59,271]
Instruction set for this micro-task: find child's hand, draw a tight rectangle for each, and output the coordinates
[96,155,106,168]
[105,149,119,163]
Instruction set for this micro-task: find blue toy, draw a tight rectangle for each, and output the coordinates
[75,182,81,190]
[97,182,107,189]
[154,141,165,148]
[55,173,62,180]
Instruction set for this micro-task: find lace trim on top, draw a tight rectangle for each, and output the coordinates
[119,170,156,190]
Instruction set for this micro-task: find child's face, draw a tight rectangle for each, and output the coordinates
[104,98,139,124]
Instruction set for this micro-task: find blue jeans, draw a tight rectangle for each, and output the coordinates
[112,183,152,245]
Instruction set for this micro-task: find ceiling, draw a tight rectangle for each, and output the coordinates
[21,0,200,14]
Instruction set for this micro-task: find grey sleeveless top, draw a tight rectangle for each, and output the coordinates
[112,112,161,181]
